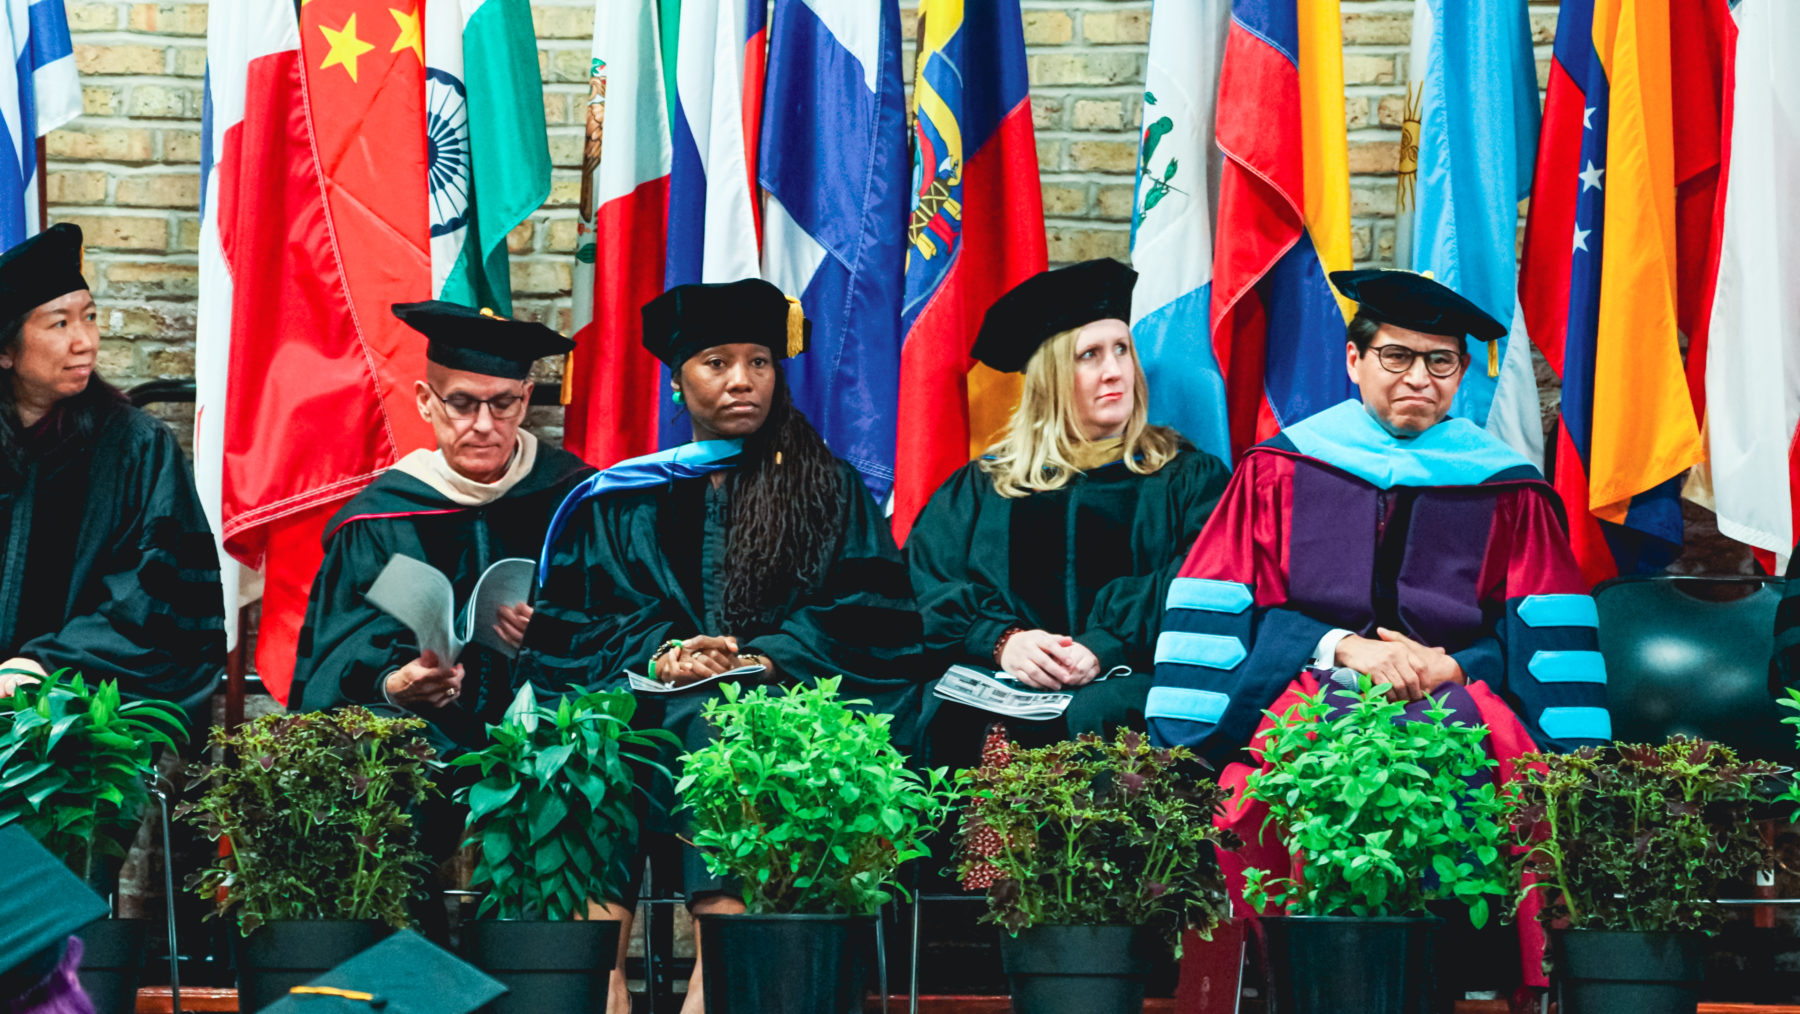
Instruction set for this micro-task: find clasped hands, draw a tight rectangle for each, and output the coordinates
[1000,629,1102,690]
[383,601,533,708]
[1333,627,1465,702]
[653,635,775,687]
[0,657,47,698]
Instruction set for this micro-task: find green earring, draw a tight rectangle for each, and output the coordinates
[672,389,684,404]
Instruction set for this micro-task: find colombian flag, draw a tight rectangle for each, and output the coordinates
[1519,0,1707,585]
[1208,0,1354,458]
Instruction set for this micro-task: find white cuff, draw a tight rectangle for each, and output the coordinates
[1311,628,1354,670]
[379,669,404,708]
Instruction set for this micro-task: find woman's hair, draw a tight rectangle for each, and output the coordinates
[978,325,1181,498]
[0,309,126,483]
[719,365,846,628]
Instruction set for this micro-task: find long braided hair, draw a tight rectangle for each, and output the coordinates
[721,367,846,628]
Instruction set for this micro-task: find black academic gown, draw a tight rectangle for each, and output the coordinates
[0,398,224,708]
[289,444,593,755]
[518,457,927,895]
[1777,547,1799,691]
[906,444,1228,759]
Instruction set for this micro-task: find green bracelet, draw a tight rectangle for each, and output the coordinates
[648,639,683,683]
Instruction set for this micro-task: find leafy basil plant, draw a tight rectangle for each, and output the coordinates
[181,707,436,934]
[451,685,676,920]
[677,677,959,915]
[1243,678,1511,927]
[1508,736,1778,934]
[0,671,188,883]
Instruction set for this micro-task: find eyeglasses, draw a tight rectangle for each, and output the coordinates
[1364,343,1467,379]
[426,383,528,422]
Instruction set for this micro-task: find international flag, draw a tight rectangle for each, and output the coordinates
[1209,0,1354,459]
[423,0,550,314]
[1688,0,1800,565]
[563,2,767,467]
[0,0,79,246]
[1395,0,1542,466]
[198,0,434,701]
[759,0,909,499]
[1128,0,1232,464]
[1519,0,1707,585]
[562,0,671,466]
[891,0,1047,541]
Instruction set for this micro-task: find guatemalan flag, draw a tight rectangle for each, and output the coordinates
[1519,0,1706,585]
[1395,0,1543,467]
[1209,0,1354,459]
[0,0,79,247]
[1129,0,1231,464]
[891,0,1047,540]
[759,0,909,500]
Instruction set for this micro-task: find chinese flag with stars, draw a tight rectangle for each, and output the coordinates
[244,0,433,700]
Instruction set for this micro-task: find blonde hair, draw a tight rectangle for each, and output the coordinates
[978,325,1181,498]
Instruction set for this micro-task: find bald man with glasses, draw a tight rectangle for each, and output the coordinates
[288,301,594,753]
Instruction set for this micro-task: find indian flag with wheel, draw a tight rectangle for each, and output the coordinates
[424,0,551,313]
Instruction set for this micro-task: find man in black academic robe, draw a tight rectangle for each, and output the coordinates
[0,223,224,709]
[289,302,593,754]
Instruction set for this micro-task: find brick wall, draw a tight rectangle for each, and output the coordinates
[48,0,1751,572]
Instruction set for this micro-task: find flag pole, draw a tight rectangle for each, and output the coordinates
[36,137,46,231]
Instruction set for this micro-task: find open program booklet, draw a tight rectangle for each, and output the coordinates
[625,665,768,694]
[932,663,1130,721]
[363,554,537,663]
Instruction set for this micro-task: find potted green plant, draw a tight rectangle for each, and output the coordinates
[0,672,187,1014]
[1507,736,1778,1014]
[179,707,435,1013]
[1242,679,1511,1014]
[449,685,675,1013]
[956,728,1237,1014]
[677,677,957,1014]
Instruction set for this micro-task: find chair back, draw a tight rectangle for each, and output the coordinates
[1594,575,1792,761]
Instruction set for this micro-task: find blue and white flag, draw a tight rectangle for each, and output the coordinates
[1397,0,1543,466]
[758,0,909,500]
[1129,0,1232,463]
[0,0,79,248]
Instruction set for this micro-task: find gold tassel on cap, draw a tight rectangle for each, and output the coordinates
[784,295,806,357]
[1488,340,1499,378]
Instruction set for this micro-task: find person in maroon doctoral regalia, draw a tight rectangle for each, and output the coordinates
[1147,269,1613,997]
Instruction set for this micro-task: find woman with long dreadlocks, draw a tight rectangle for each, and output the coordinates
[518,278,924,1014]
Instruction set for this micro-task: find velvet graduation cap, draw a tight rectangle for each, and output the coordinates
[641,278,811,369]
[971,258,1138,373]
[391,301,575,381]
[1329,269,1507,342]
[258,931,506,1014]
[0,223,89,325]
[0,825,108,997]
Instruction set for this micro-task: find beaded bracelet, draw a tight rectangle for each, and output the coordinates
[991,627,1024,668]
[648,638,683,683]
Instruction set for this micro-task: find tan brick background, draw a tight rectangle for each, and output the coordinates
[48,0,1750,572]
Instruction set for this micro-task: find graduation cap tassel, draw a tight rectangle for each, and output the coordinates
[784,295,805,358]
[1488,340,1499,378]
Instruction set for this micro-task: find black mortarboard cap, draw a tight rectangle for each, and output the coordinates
[0,825,108,990]
[640,278,811,369]
[971,258,1138,373]
[392,301,575,381]
[0,224,89,325]
[1330,269,1507,342]
[258,930,506,1014]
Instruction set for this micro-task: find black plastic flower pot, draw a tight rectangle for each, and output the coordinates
[1257,914,1445,1014]
[73,917,147,1014]
[699,912,873,1014]
[463,918,620,1014]
[998,924,1159,1014]
[236,920,389,1013]
[1553,929,1705,1014]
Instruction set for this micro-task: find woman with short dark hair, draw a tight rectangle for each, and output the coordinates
[0,224,223,707]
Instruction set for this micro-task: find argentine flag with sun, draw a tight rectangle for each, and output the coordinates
[424,0,550,315]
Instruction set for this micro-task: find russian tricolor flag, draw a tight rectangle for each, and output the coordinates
[759,0,909,500]
[1209,0,1354,458]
